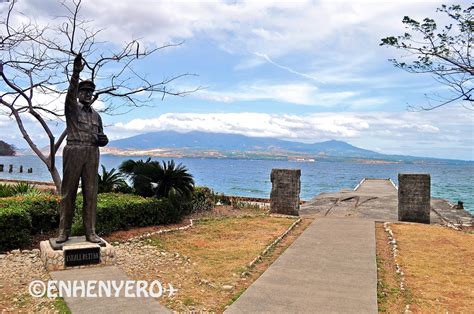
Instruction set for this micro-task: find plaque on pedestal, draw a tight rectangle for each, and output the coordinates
[40,236,115,271]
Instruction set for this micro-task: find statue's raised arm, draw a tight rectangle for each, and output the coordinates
[65,53,83,114]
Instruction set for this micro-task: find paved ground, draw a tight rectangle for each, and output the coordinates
[300,178,472,225]
[50,266,170,314]
[226,217,378,313]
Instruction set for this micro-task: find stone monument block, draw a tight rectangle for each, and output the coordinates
[270,168,301,216]
[40,236,115,271]
[398,173,431,224]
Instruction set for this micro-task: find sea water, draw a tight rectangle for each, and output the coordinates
[1,155,473,214]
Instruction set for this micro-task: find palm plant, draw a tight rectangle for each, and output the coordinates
[97,165,129,193]
[119,158,155,197]
[118,159,194,199]
[153,160,194,199]
[118,157,152,176]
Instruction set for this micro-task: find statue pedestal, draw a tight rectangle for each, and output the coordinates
[40,236,115,271]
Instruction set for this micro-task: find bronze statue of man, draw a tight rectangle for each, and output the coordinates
[56,53,109,243]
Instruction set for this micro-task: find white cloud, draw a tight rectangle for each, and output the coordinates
[196,83,319,105]
[7,0,460,104]
[109,107,474,160]
[112,112,370,139]
[194,82,385,107]
[14,0,455,57]
[253,52,322,82]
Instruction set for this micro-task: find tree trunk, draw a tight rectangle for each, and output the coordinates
[50,165,62,194]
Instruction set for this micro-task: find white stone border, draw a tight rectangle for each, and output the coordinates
[248,217,302,269]
[383,222,406,292]
[383,222,415,313]
[269,213,300,219]
[127,219,195,242]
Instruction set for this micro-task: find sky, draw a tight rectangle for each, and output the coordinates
[0,0,473,160]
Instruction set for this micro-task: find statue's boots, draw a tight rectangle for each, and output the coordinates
[86,233,102,243]
[56,232,69,243]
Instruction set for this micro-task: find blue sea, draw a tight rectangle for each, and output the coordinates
[1,155,473,214]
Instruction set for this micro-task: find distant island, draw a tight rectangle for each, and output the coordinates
[0,140,15,156]
[98,131,471,165]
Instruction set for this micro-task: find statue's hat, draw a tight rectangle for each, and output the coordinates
[78,80,96,91]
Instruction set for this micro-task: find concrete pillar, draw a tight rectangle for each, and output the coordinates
[398,173,431,224]
[270,168,301,216]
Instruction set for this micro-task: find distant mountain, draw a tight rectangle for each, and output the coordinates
[0,140,15,156]
[73,131,472,163]
[108,131,386,159]
[14,131,469,163]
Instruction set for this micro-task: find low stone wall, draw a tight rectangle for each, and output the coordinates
[0,178,55,186]
[225,195,306,205]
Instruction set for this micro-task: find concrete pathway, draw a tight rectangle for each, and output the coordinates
[50,266,170,314]
[225,217,378,313]
[355,178,396,195]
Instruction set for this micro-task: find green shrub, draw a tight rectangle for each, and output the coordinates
[72,193,181,236]
[0,192,187,251]
[0,194,60,234]
[23,194,60,234]
[191,186,216,213]
[0,205,32,251]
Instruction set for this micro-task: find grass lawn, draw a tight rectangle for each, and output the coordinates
[118,215,313,312]
[150,216,295,281]
[376,222,474,313]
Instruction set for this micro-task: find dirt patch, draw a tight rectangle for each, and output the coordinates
[391,223,474,312]
[0,250,57,312]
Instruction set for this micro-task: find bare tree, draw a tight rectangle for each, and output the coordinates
[0,0,197,192]
[380,4,473,110]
